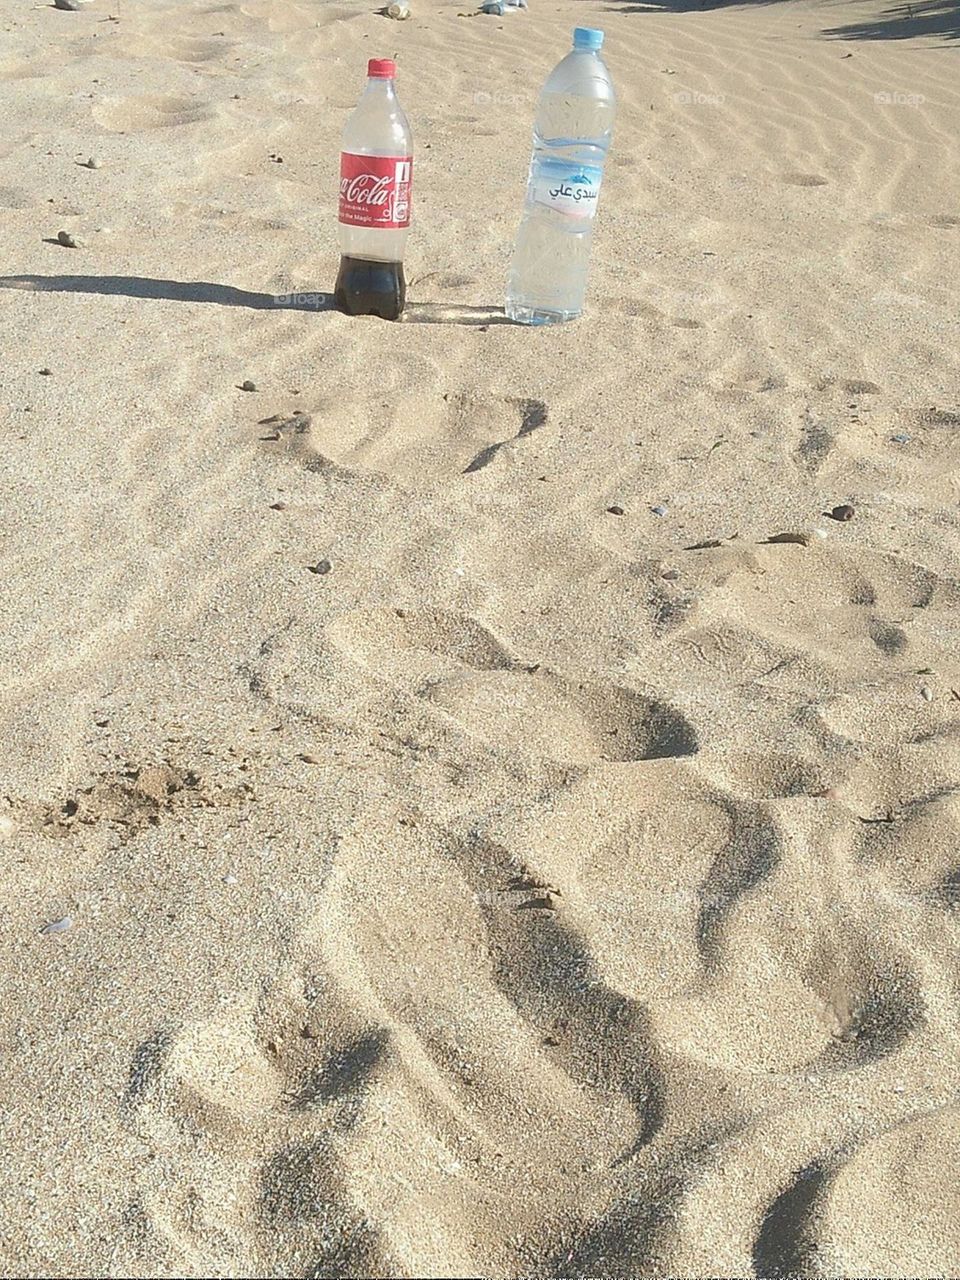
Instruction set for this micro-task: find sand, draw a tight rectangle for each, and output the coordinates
[1,0,959,1274]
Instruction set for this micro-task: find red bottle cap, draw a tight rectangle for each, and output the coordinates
[367,58,397,78]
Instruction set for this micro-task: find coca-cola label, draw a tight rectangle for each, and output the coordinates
[339,152,412,229]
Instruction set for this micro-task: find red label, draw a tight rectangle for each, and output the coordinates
[339,152,412,229]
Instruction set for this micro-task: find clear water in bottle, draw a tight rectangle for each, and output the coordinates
[506,27,615,325]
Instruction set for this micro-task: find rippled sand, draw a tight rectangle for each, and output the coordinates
[1,0,959,1274]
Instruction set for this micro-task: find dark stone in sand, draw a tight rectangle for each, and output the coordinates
[828,504,855,521]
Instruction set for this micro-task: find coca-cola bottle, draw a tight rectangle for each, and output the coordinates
[334,58,413,321]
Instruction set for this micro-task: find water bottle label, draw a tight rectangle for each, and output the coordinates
[531,159,603,219]
[339,152,412,229]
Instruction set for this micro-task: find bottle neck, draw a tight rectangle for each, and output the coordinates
[365,77,397,99]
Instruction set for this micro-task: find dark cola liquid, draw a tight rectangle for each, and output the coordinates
[334,255,406,320]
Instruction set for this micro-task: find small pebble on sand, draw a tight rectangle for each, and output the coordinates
[57,230,79,248]
[54,0,84,9]
[83,156,102,169]
[240,380,257,392]
[921,686,934,702]
[828,504,855,522]
[308,559,332,575]
[222,873,238,885]
[606,505,625,516]
[39,368,52,376]
[651,504,668,516]
[891,433,911,445]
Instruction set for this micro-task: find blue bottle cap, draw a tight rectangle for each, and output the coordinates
[573,26,604,50]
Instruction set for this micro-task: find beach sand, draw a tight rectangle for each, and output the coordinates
[1,0,959,1274]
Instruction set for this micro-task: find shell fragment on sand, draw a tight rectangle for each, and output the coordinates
[41,915,73,934]
[762,531,815,546]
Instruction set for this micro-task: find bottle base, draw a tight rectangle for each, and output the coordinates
[504,302,582,326]
[335,255,406,321]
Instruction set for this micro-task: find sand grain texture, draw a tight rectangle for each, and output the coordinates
[1,0,959,1274]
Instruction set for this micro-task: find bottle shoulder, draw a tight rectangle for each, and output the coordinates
[342,107,412,153]
[342,84,413,154]
[541,50,616,102]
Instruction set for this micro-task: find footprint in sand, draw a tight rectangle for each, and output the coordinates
[0,185,34,210]
[259,394,550,484]
[781,172,829,187]
[622,301,666,323]
[822,1110,960,1274]
[754,1110,960,1277]
[92,94,216,132]
[621,302,703,329]
[114,33,237,63]
[124,997,400,1276]
[868,619,908,657]
[918,407,960,428]
[842,379,881,395]
[853,788,960,901]
[815,960,925,1070]
[753,1159,832,1279]
[327,607,699,765]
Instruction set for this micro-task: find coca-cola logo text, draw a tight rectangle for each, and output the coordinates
[339,173,391,206]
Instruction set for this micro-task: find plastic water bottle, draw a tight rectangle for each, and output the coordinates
[505,27,615,325]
